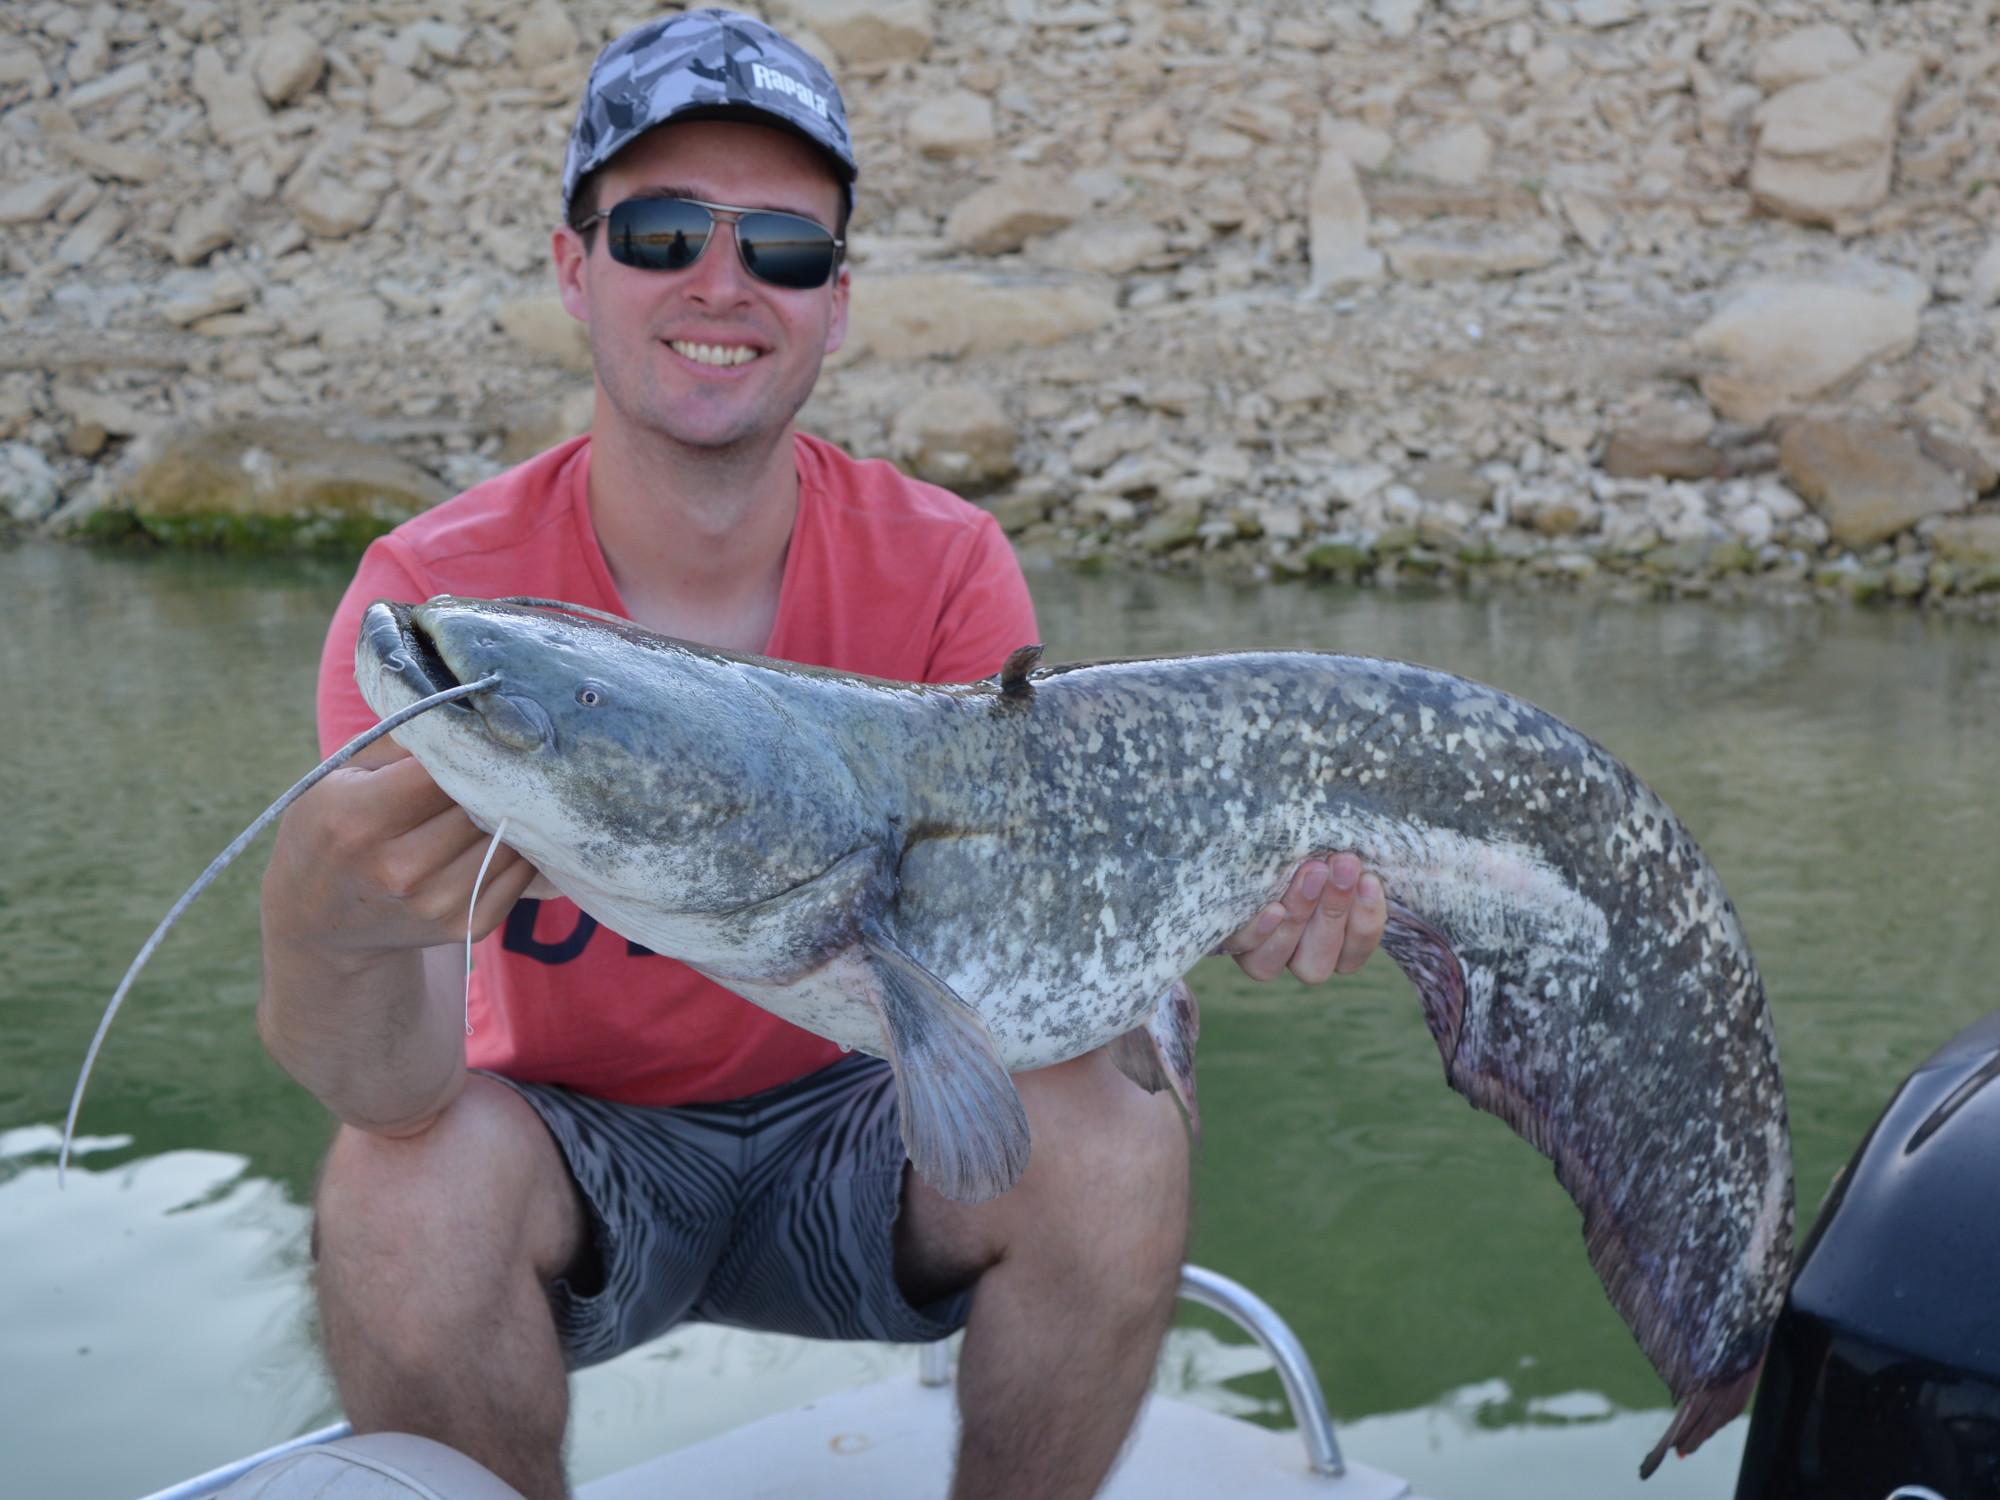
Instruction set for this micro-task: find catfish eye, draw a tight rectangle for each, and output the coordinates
[576,682,606,707]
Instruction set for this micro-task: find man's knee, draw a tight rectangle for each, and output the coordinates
[315,1075,583,1284]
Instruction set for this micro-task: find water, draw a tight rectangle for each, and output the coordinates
[3,542,1996,1499]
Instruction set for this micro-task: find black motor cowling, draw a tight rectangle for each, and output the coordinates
[1736,1010,2000,1500]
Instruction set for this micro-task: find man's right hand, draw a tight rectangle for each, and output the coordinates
[257,741,543,1136]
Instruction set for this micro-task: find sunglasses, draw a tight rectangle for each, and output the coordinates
[577,196,845,290]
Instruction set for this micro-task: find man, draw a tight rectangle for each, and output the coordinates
[259,12,1387,1499]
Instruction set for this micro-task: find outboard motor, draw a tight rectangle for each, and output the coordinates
[1736,1010,2000,1500]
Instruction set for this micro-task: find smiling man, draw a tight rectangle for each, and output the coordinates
[258,12,1385,1500]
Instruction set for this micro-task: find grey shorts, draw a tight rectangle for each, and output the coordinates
[493,1053,972,1369]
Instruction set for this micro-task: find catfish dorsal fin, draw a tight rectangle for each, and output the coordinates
[998,644,1044,697]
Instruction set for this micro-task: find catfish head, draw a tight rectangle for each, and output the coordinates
[355,597,893,953]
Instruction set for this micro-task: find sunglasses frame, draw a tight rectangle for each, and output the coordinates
[575,195,846,290]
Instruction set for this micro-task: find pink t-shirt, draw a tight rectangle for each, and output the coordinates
[316,431,1039,1105]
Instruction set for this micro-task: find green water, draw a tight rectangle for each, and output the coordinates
[3,543,1996,1498]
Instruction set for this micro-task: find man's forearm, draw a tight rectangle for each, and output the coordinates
[258,937,467,1136]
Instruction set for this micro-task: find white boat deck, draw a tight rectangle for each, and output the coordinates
[579,1375,1423,1500]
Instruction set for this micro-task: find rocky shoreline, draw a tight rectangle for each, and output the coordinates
[2,0,1998,617]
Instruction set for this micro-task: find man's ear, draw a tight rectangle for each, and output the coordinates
[552,225,590,323]
[823,263,850,357]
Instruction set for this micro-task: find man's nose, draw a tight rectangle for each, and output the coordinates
[680,218,751,302]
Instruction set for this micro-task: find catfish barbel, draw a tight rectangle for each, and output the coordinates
[64,590,1792,1479]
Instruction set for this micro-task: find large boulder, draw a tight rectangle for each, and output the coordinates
[1778,418,1966,549]
[69,420,450,549]
[1751,51,1922,227]
[946,169,1088,256]
[890,385,1017,492]
[837,273,1116,363]
[767,0,931,65]
[1689,272,1924,426]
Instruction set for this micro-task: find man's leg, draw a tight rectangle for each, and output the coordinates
[897,1049,1191,1500]
[313,1074,588,1500]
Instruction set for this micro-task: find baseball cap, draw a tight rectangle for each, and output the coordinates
[561,8,857,221]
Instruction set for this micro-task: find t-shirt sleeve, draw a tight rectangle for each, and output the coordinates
[315,538,433,757]
[923,511,1041,685]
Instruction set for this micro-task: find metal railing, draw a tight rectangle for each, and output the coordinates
[139,1261,1341,1497]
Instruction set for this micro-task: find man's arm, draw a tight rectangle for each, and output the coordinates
[257,743,541,1136]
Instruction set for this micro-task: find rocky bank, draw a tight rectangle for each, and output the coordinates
[3,0,2000,612]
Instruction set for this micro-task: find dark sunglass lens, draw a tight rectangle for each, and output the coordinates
[737,212,836,289]
[608,199,712,271]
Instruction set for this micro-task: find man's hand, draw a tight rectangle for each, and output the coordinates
[257,740,545,1135]
[1220,853,1385,984]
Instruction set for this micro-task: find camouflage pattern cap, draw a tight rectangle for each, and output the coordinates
[561,8,855,220]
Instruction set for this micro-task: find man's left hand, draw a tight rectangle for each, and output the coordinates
[1220,853,1385,984]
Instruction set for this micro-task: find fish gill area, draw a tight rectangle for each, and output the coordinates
[2,0,1999,614]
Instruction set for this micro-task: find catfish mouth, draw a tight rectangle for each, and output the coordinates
[367,600,471,708]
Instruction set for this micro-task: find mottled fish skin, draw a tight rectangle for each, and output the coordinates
[355,598,1792,1472]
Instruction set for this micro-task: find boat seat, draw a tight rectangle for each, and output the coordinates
[212,1432,527,1500]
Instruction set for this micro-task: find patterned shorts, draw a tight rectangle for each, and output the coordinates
[493,1053,972,1368]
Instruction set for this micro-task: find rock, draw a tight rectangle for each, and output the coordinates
[1930,513,2000,565]
[1914,425,1999,495]
[1109,102,1181,161]
[1572,0,1638,27]
[1027,219,1167,276]
[378,83,454,131]
[1307,150,1384,293]
[1320,118,1392,172]
[67,60,152,113]
[1690,278,1922,426]
[1405,459,1492,509]
[158,269,255,327]
[1751,52,1923,227]
[1,441,62,524]
[906,90,993,156]
[89,419,450,546]
[1400,122,1493,185]
[190,47,270,148]
[495,294,592,372]
[502,387,595,465]
[0,175,81,224]
[0,45,53,98]
[1369,0,1424,41]
[316,295,391,352]
[770,0,932,66]
[53,199,125,266]
[1558,192,1617,253]
[53,385,159,438]
[891,385,1017,492]
[286,176,383,239]
[1186,127,1255,163]
[945,169,1088,256]
[1385,227,1561,280]
[251,24,324,107]
[167,189,244,265]
[1753,25,1862,93]
[512,0,580,70]
[1602,400,1725,480]
[50,131,172,184]
[1778,418,1966,548]
[832,272,1112,366]
[1068,416,1157,475]
[1525,44,1572,89]
[1969,240,2000,308]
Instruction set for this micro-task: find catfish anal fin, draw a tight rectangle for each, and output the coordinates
[1378,901,1468,1066]
[1108,979,1202,1137]
[859,922,1032,1204]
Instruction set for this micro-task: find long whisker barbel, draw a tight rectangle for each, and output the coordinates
[58,674,504,1185]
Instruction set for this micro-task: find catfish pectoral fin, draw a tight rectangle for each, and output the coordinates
[858,923,1032,1204]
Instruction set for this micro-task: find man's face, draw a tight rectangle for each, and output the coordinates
[553,119,849,455]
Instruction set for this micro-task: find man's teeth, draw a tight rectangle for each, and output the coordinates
[671,341,759,367]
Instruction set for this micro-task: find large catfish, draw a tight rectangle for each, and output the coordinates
[357,595,1792,1474]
